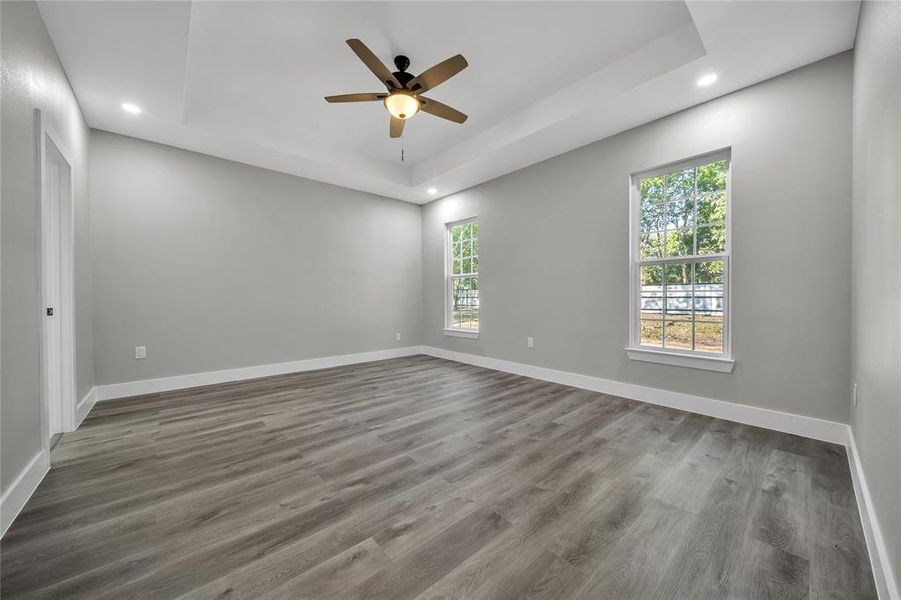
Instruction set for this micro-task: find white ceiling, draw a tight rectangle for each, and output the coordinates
[38,1,860,204]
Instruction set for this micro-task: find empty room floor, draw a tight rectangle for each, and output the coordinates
[0,356,876,599]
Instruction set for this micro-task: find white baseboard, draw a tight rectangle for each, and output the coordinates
[419,348,901,592]
[90,344,845,446]
[421,348,901,591]
[74,386,97,429]
[36,344,894,595]
[1,389,94,537]
[420,346,849,446]
[95,346,424,401]
[1,449,49,538]
[847,431,900,600]
[94,342,847,443]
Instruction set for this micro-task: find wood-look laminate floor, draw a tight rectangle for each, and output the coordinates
[1,356,876,599]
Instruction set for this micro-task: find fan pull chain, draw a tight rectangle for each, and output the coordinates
[401,135,405,163]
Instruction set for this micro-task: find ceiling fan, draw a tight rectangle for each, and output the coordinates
[325,39,468,138]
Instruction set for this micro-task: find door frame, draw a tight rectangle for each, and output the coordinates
[35,109,77,443]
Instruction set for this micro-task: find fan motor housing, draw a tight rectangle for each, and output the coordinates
[392,55,415,88]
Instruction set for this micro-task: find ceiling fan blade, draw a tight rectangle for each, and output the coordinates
[346,39,401,90]
[408,54,468,93]
[419,97,467,124]
[324,93,386,103]
[390,116,405,138]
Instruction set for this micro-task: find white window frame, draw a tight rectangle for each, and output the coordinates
[443,216,479,339]
[626,149,734,373]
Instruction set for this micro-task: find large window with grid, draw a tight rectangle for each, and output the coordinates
[446,218,479,333]
[630,152,731,360]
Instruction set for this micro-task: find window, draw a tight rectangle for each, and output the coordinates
[628,151,733,372]
[445,218,479,337]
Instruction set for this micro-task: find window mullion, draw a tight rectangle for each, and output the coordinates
[638,253,727,265]
[691,261,696,352]
[661,265,668,349]
[663,173,669,259]
[691,168,698,351]
[692,166,697,256]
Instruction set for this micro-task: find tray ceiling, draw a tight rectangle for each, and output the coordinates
[38,1,860,203]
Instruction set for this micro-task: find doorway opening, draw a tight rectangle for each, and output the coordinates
[37,109,77,442]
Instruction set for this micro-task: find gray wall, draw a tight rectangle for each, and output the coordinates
[1,0,94,492]
[851,0,901,590]
[90,131,421,385]
[422,52,853,423]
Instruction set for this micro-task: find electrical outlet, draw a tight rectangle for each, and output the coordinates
[527,337,534,349]
[135,345,146,360]
[395,332,402,342]
[852,383,858,408]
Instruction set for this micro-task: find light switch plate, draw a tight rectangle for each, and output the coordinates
[135,345,146,359]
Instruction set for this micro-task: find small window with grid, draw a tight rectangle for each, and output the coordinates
[446,218,479,331]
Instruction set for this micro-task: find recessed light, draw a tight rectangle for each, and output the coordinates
[121,102,142,115]
[427,187,438,195]
[697,73,718,87]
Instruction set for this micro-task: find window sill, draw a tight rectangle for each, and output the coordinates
[625,347,734,373]
[443,328,479,339]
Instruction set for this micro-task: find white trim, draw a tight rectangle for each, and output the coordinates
[36,109,78,437]
[74,387,97,429]
[629,148,733,362]
[625,347,734,373]
[2,349,421,534]
[442,328,479,339]
[445,216,479,332]
[1,450,50,538]
[420,346,847,445]
[847,430,900,600]
[40,346,894,597]
[95,347,424,401]
[631,148,735,180]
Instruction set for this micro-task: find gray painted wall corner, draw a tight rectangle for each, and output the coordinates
[89,131,423,386]
[421,52,854,425]
[1,0,94,493]
[850,0,901,593]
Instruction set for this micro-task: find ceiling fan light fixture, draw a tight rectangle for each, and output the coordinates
[384,92,420,120]
[326,39,468,138]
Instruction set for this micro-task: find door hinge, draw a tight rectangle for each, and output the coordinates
[46,307,54,316]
